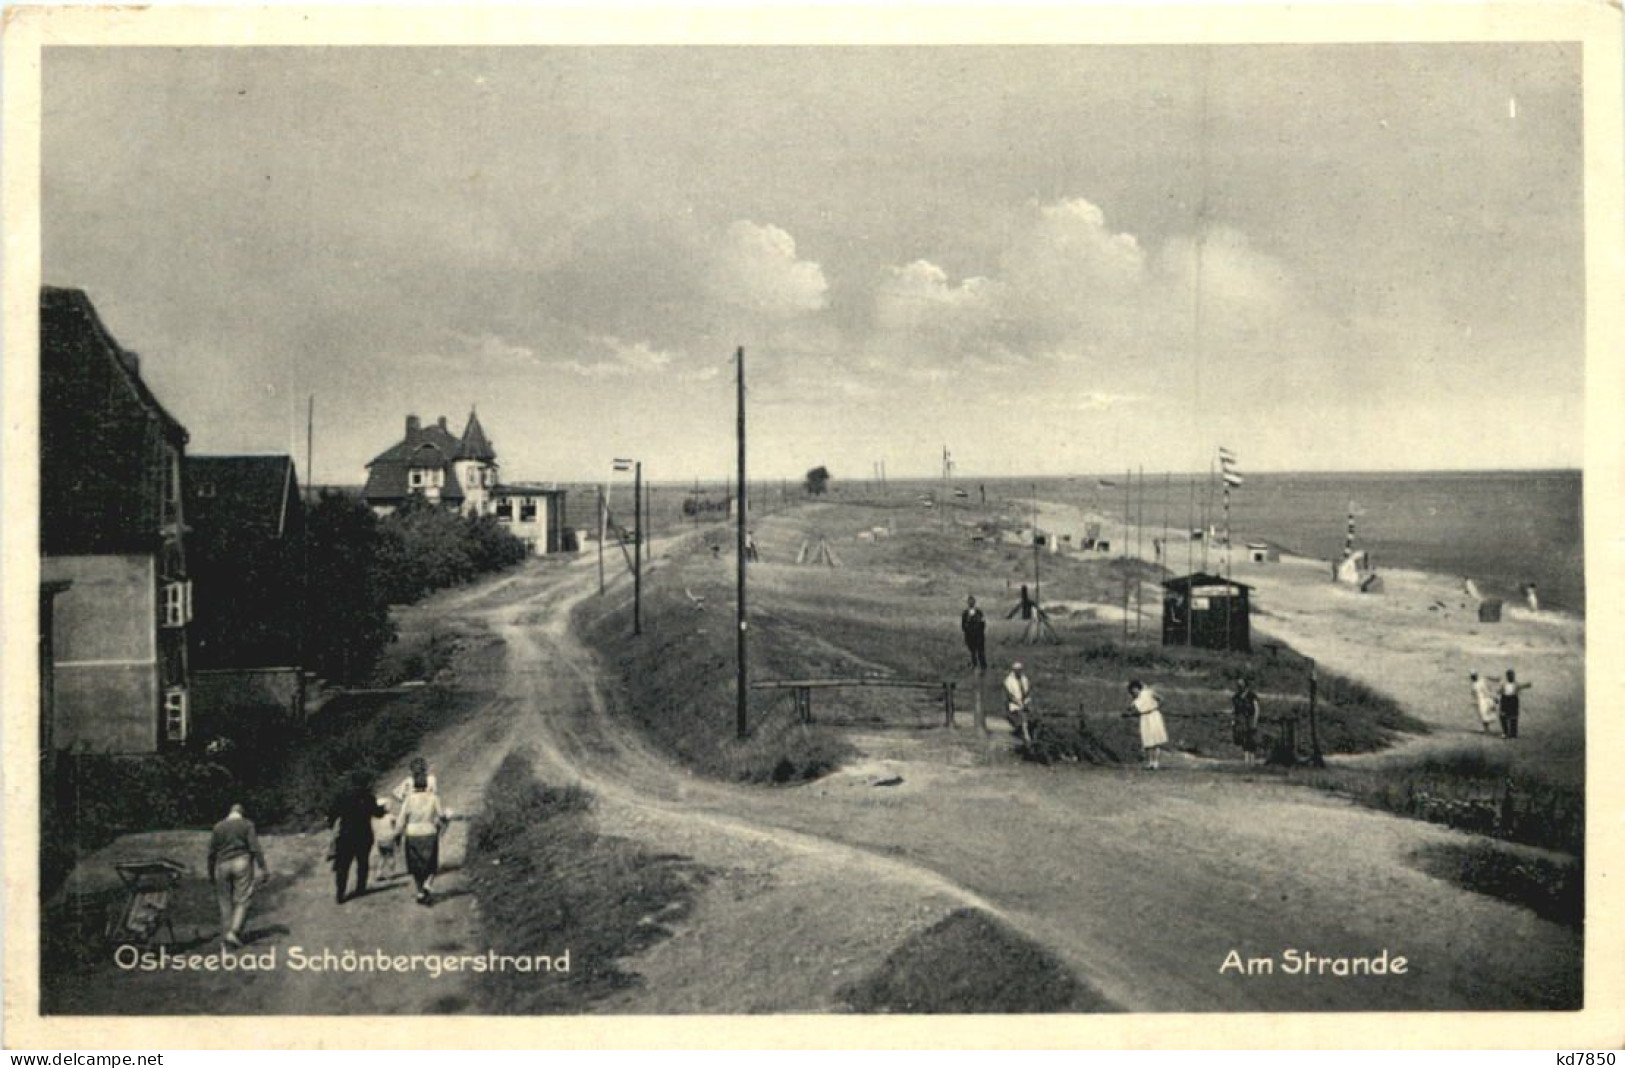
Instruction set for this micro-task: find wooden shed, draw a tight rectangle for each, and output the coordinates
[1161,572,1253,653]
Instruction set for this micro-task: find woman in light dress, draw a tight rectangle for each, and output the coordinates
[397,765,449,904]
[1124,680,1169,771]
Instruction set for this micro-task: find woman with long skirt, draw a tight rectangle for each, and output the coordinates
[397,767,448,904]
[1125,680,1169,771]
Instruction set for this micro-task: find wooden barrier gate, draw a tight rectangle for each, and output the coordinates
[749,677,959,727]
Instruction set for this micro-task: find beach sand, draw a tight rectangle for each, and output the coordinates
[1034,500,1585,786]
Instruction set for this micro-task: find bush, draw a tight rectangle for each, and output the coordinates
[377,494,530,603]
[466,753,705,1012]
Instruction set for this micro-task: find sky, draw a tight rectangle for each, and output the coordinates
[42,44,1584,484]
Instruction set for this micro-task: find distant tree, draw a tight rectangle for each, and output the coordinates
[305,491,396,683]
[804,466,832,496]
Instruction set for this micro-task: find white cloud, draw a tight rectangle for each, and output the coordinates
[865,196,1303,386]
[705,220,829,317]
[402,331,539,370]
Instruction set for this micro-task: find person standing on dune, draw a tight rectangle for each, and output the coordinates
[1125,680,1169,771]
[1469,672,1498,734]
[1499,669,1533,739]
[961,595,988,670]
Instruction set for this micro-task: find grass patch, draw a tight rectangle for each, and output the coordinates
[1413,840,1582,930]
[574,558,858,784]
[465,752,708,1012]
[840,908,1116,1013]
[1227,743,1585,854]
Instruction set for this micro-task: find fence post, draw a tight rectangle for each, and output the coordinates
[973,668,987,734]
[943,682,955,728]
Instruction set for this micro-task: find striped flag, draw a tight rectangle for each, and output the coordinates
[1217,446,1237,465]
[612,458,634,472]
[1222,470,1244,487]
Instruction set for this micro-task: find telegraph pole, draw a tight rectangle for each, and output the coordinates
[633,461,643,636]
[305,395,315,506]
[1122,468,1131,640]
[597,485,606,595]
[1031,483,1041,606]
[736,347,749,740]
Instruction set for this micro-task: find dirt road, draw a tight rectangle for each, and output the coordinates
[54,550,1579,1014]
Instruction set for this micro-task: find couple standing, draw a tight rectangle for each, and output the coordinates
[1470,670,1534,739]
[331,757,449,906]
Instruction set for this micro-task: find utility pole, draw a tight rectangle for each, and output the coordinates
[1135,466,1145,635]
[1031,483,1041,607]
[305,395,315,506]
[1122,468,1131,640]
[597,485,606,595]
[633,461,642,636]
[735,347,749,740]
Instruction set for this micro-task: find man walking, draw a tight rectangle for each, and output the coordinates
[329,774,387,904]
[207,803,269,949]
[1003,661,1034,743]
[961,595,988,670]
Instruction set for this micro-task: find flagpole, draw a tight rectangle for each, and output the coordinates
[1186,473,1196,647]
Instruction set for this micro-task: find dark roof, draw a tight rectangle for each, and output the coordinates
[493,482,565,495]
[1161,572,1254,592]
[363,412,485,504]
[455,410,496,461]
[40,286,190,554]
[186,455,300,539]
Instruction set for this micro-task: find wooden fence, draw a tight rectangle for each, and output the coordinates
[750,677,959,727]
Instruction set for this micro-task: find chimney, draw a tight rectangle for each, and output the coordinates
[406,414,421,437]
[438,416,448,431]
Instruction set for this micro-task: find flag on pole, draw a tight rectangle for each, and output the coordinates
[1218,446,1237,465]
[612,459,634,472]
[1222,470,1244,487]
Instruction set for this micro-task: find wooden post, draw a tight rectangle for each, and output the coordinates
[1307,658,1325,768]
[597,485,606,596]
[1122,469,1131,640]
[736,347,749,741]
[973,668,986,734]
[943,682,955,728]
[633,461,642,637]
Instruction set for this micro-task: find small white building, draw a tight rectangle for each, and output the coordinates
[491,483,569,554]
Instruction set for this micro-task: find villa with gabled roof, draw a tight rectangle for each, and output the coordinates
[361,410,568,554]
[362,410,498,517]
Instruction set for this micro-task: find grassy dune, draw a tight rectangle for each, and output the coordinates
[574,493,1426,780]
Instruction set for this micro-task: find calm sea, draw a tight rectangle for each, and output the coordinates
[971,471,1585,616]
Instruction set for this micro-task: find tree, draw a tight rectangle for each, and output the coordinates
[804,466,832,496]
[305,491,396,683]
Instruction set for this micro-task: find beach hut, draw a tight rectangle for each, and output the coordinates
[1247,542,1280,564]
[1161,572,1253,653]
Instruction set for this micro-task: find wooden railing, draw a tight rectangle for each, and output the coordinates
[749,677,959,727]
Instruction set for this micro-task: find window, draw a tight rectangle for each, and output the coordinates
[197,482,216,499]
[496,500,513,521]
[162,581,192,628]
[409,469,426,488]
[163,688,188,744]
[520,499,538,523]
[163,451,182,524]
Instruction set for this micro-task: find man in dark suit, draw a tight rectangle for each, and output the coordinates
[960,595,988,670]
[328,774,386,904]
